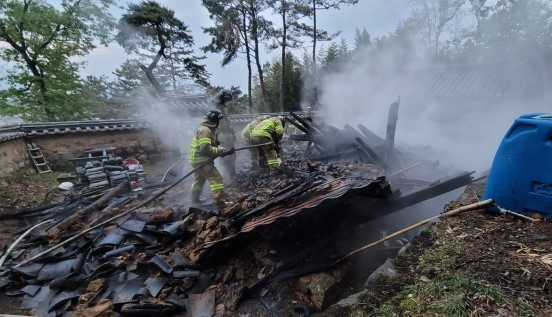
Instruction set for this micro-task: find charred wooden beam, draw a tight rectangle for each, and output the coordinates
[342,125,377,165]
[290,112,323,136]
[288,133,325,154]
[357,124,385,146]
[286,117,310,134]
[0,201,65,221]
[46,181,128,236]
[355,137,390,170]
[305,141,313,154]
[347,171,475,223]
[385,99,400,160]
[289,134,314,142]
[388,162,422,178]
[319,123,342,134]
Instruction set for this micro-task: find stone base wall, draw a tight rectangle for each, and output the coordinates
[0,139,35,177]
[0,123,259,176]
[32,129,178,172]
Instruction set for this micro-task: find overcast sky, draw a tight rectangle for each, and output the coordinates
[80,0,411,90]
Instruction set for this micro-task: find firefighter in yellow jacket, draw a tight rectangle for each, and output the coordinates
[241,115,267,169]
[251,116,285,174]
[189,110,235,207]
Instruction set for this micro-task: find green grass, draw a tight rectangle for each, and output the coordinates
[516,299,534,317]
[374,272,512,317]
[371,223,535,317]
[411,224,465,277]
[27,171,60,183]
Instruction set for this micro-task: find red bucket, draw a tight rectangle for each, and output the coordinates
[123,158,140,169]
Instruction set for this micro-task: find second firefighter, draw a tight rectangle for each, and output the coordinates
[189,110,235,208]
[251,116,285,174]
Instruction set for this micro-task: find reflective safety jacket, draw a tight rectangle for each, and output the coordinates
[251,117,284,141]
[241,117,264,142]
[189,118,222,165]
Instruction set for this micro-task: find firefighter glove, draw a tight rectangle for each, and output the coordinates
[220,147,235,158]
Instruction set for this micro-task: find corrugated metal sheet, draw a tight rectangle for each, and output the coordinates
[196,176,384,253]
[241,178,377,232]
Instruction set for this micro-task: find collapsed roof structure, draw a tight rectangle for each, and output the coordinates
[0,103,474,316]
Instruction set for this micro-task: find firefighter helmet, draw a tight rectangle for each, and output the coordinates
[213,89,233,104]
[206,109,224,121]
[277,116,286,127]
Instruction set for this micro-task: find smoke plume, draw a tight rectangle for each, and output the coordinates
[316,37,551,176]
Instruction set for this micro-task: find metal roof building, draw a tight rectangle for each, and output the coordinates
[402,62,550,100]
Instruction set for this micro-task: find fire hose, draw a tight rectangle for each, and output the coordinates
[160,154,184,183]
[0,142,274,273]
[160,142,274,183]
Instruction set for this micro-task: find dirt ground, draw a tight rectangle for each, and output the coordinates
[0,172,62,315]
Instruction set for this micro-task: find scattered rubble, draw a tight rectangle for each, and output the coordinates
[0,109,476,315]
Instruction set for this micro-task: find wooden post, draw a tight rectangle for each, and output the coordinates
[385,98,400,160]
[338,199,495,262]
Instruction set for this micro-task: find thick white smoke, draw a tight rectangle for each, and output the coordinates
[317,43,551,176]
[137,92,202,157]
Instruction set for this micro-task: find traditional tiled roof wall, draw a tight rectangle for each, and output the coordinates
[0,130,26,143]
[0,120,152,144]
[159,94,213,117]
[0,112,314,144]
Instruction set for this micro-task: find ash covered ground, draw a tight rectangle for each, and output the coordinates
[0,154,394,316]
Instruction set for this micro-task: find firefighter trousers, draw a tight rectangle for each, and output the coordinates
[244,140,266,169]
[191,162,224,203]
[251,136,279,170]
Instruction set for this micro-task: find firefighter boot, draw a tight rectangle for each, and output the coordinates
[191,190,201,204]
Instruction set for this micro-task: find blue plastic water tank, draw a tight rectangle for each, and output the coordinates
[483,113,552,217]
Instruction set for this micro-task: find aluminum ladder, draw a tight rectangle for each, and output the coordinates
[27,142,51,173]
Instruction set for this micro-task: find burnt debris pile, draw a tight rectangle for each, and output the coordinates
[0,107,474,316]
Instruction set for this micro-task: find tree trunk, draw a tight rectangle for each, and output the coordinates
[242,8,254,114]
[250,5,271,112]
[279,1,287,112]
[170,58,177,93]
[312,0,317,65]
[140,49,165,94]
[18,46,54,120]
[255,47,271,112]
[39,79,55,121]
[311,0,319,108]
